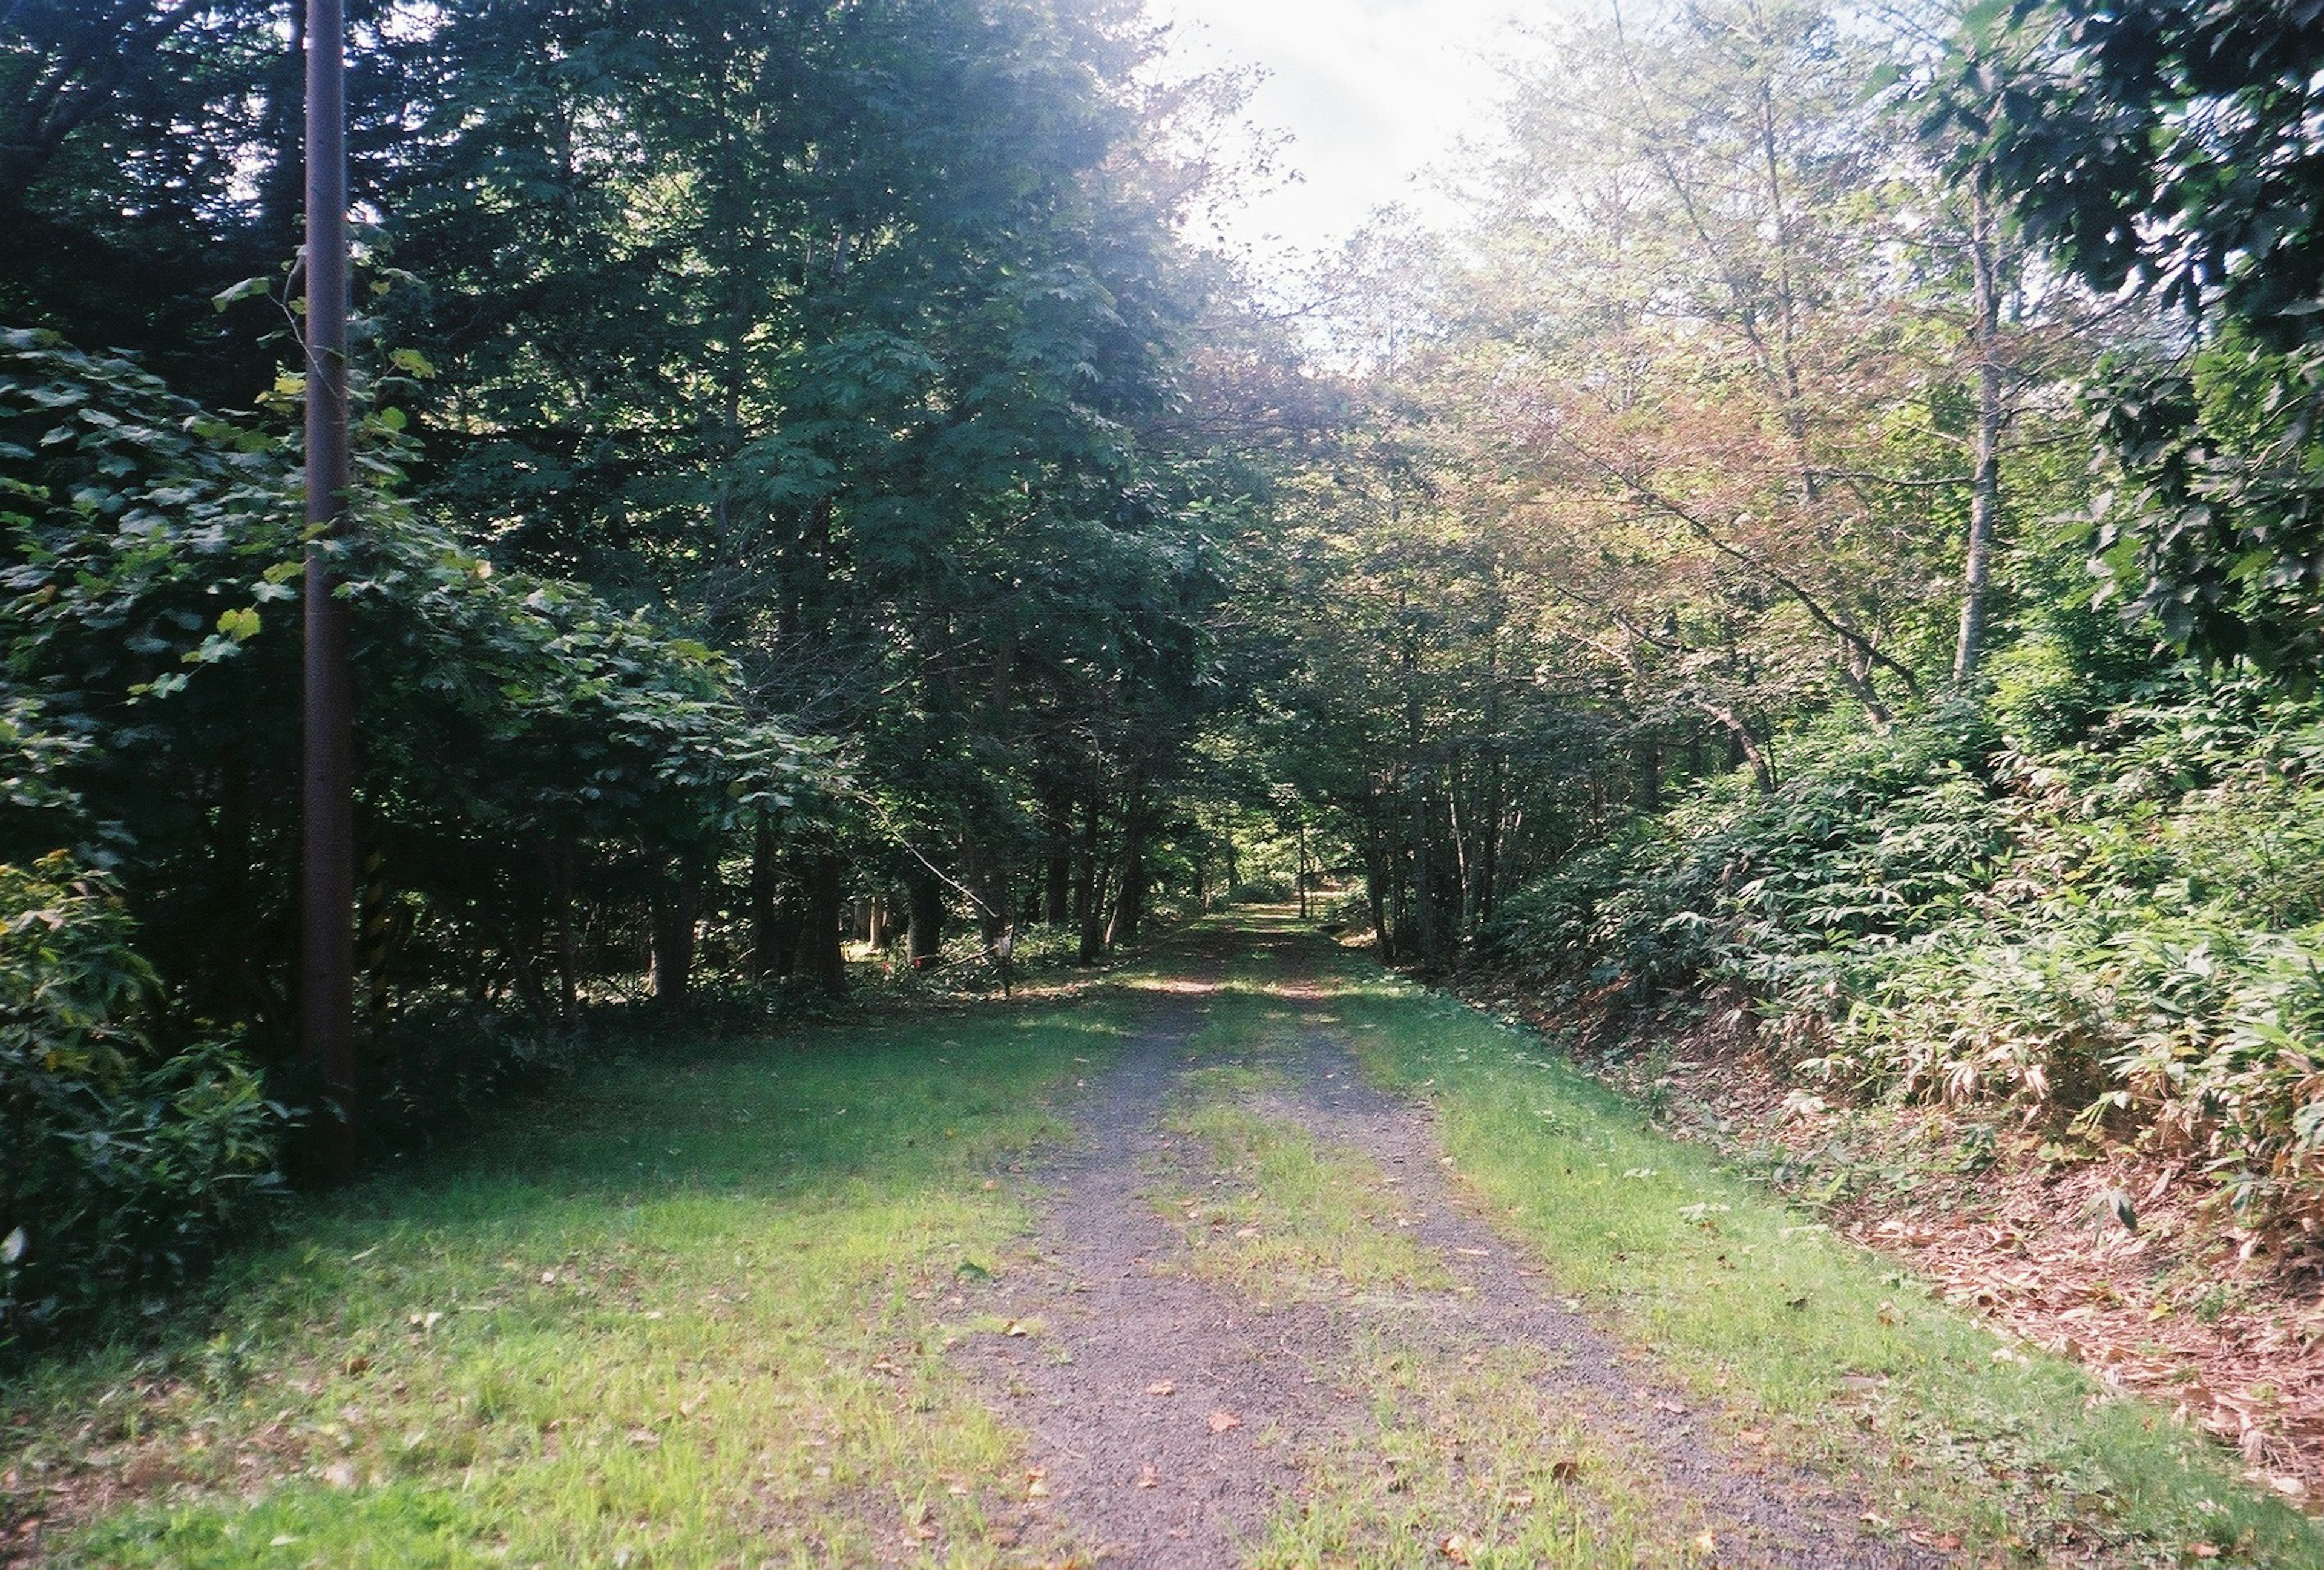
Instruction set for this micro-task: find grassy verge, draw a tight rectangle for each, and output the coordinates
[2,994,1136,1568]
[1274,935,2322,1568]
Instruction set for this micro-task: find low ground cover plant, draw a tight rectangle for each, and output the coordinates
[1479,677,2324,1236]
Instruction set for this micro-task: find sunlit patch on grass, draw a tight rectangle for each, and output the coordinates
[1123,976,1226,995]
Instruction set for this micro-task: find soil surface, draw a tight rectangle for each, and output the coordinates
[960,931,1940,1569]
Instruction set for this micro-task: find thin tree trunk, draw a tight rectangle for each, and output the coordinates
[551,835,578,1026]
[1697,700,1777,793]
[1362,812,1392,959]
[1954,177,2004,688]
[1405,653,1439,973]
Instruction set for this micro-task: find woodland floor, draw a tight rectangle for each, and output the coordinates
[3,918,2320,1568]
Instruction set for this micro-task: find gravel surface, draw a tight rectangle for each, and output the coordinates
[960,933,1945,1569]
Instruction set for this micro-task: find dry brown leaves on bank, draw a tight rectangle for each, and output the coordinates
[1463,980,2324,1514]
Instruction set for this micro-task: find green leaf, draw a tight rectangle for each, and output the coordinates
[209,277,272,312]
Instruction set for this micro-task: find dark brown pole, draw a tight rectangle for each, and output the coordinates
[302,0,357,1177]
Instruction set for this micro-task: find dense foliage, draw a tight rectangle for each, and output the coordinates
[8,0,2324,1346]
[1236,0,2324,1243]
[0,0,1273,1350]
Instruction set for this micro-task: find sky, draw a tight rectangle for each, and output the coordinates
[1150,0,1536,265]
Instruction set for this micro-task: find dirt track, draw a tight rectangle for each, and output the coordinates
[960,928,1937,1569]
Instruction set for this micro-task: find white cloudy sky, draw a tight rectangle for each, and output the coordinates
[1149,0,1542,264]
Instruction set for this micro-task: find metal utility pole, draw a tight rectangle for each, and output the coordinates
[302,0,357,1177]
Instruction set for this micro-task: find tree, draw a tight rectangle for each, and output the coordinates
[1943,0,2324,674]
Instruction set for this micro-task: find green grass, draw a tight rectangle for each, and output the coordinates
[2,997,1135,1568]
[1269,937,2323,1569]
[10,918,2319,1569]
[1154,1087,1453,1299]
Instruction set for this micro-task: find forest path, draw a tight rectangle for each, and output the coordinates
[963,922,1929,1570]
[12,919,2305,1569]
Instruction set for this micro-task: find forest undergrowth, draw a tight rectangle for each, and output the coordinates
[1457,669,2324,1508]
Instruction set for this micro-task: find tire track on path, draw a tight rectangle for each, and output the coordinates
[960,931,1941,1569]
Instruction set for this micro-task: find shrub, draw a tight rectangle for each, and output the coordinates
[0,853,289,1355]
[1489,677,2324,1229]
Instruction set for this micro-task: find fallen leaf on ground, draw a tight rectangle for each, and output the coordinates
[1004,1319,1032,1338]
[1137,1464,1159,1489]
[1736,1428,1767,1445]
[1549,1459,1581,1482]
[1147,1379,1175,1396]
[1439,1533,1475,1564]
[1502,1488,1535,1509]
[1207,1410,1242,1433]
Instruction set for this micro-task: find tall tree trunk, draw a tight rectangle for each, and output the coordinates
[208,746,252,1020]
[906,865,944,969]
[1954,176,2004,688]
[749,806,779,977]
[1075,792,1105,965]
[1107,780,1147,948]
[650,863,698,1008]
[551,835,578,1027]
[1361,812,1392,959]
[807,852,845,996]
[1475,749,1503,927]
[1405,656,1440,973]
